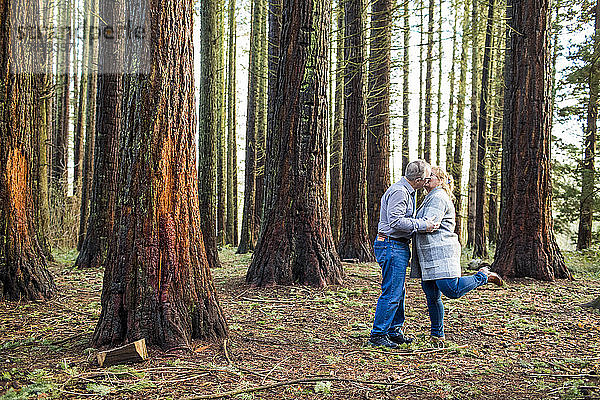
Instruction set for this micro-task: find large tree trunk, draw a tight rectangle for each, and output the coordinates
[226,0,238,246]
[473,0,495,259]
[402,0,410,173]
[452,0,470,243]
[238,0,262,254]
[330,4,344,246]
[254,0,267,229]
[492,0,571,280]
[577,1,598,250]
[198,0,223,268]
[246,0,343,288]
[93,0,228,348]
[75,0,117,268]
[216,3,227,248]
[366,0,392,243]
[0,0,56,301]
[338,0,374,262]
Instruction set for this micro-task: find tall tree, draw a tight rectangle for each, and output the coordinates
[435,0,443,165]
[445,0,458,173]
[226,0,238,246]
[75,0,117,268]
[0,0,56,300]
[216,1,227,247]
[238,0,263,254]
[473,0,495,259]
[466,0,479,247]
[366,0,393,242]
[199,0,223,268]
[577,1,599,250]
[452,0,470,242]
[402,0,410,172]
[492,0,571,280]
[330,2,344,245]
[246,0,344,287]
[93,0,228,347]
[254,0,268,228]
[418,0,424,159]
[424,0,434,162]
[338,0,374,262]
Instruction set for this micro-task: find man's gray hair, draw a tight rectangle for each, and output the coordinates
[405,160,431,181]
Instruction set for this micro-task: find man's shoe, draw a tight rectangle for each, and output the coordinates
[479,266,504,287]
[367,335,398,349]
[388,334,414,345]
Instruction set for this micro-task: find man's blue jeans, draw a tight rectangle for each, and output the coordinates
[370,239,410,337]
[420,272,488,337]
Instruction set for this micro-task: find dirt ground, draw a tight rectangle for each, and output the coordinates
[1,248,599,399]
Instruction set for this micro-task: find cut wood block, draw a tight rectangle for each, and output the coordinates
[97,338,148,367]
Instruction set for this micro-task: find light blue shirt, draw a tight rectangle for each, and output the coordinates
[377,177,428,239]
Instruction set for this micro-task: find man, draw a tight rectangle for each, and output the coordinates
[368,159,439,348]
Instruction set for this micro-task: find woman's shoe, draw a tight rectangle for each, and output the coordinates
[430,335,445,348]
[479,266,504,287]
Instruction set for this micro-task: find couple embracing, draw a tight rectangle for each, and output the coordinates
[368,160,503,349]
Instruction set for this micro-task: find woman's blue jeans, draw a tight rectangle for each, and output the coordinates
[421,272,488,338]
[371,239,410,337]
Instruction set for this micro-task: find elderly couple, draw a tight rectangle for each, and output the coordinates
[368,160,503,348]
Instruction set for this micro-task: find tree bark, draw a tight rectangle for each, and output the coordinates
[424,0,434,162]
[445,0,458,174]
[492,0,571,280]
[466,0,479,248]
[217,2,227,248]
[338,0,374,262]
[473,0,495,259]
[577,1,598,250]
[93,0,228,348]
[246,0,344,287]
[435,0,443,165]
[226,0,238,246]
[0,0,56,301]
[366,0,392,243]
[452,0,470,243]
[75,0,117,268]
[330,3,344,246]
[199,0,223,268]
[254,0,267,229]
[402,0,410,173]
[238,0,262,254]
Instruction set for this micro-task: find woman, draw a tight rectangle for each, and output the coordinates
[410,166,503,346]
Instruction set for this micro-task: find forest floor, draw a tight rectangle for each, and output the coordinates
[1,247,600,400]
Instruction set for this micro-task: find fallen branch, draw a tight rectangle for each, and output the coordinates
[528,373,600,379]
[186,376,416,399]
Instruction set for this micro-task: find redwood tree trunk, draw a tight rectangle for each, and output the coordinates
[246,0,343,287]
[492,0,571,280]
[93,0,228,347]
[0,0,56,301]
[338,0,374,262]
[366,0,392,243]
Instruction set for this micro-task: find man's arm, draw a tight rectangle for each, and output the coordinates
[387,189,435,234]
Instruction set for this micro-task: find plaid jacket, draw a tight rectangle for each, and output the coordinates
[409,187,462,281]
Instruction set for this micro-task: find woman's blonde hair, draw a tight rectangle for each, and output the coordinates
[431,166,455,200]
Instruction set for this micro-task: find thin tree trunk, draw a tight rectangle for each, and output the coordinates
[492,0,571,280]
[238,0,262,254]
[93,0,228,347]
[445,0,458,173]
[199,0,223,268]
[338,0,374,262]
[435,0,443,166]
[246,0,343,287]
[466,0,479,248]
[577,1,598,250]
[254,0,267,227]
[424,0,434,162]
[418,0,424,159]
[473,0,494,259]
[0,0,56,301]
[217,2,227,248]
[402,0,410,172]
[366,0,393,243]
[452,0,470,243]
[226,0,238,246]
[330,2,344,246]
[75,0,117,269]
